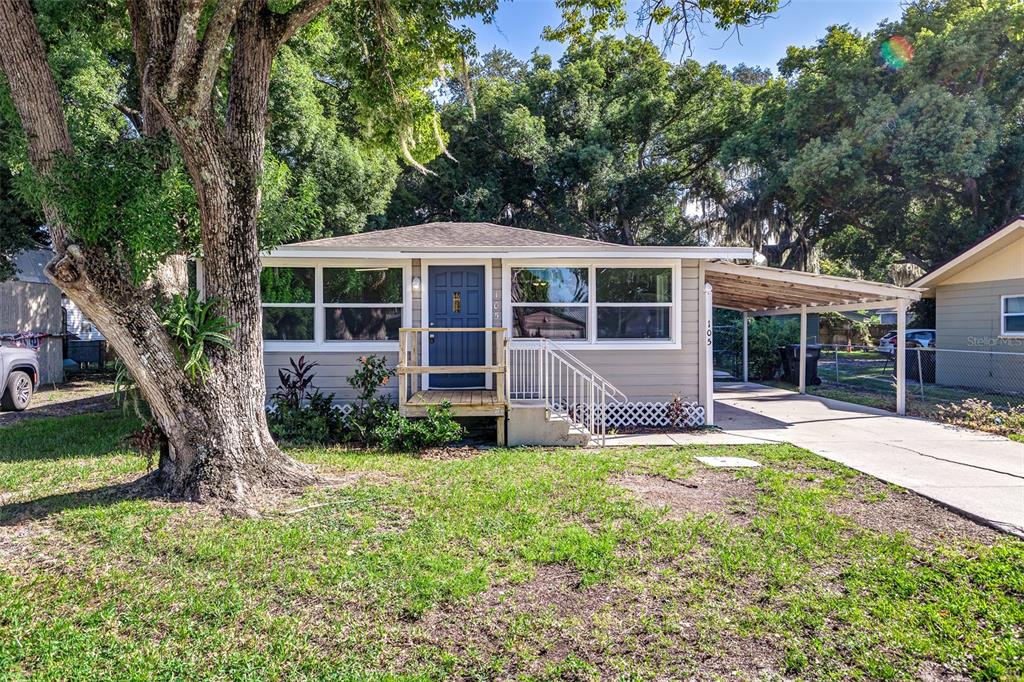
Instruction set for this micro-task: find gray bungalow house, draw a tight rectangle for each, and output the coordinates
[245,222,919,445]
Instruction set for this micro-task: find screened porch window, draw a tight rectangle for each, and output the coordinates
[596,267,672,339]
[261,266,315,341]
[323,268,403,341]
[511,267,589,339]
[1002,296,1024,336]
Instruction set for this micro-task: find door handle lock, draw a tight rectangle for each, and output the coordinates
[429,333,436,343]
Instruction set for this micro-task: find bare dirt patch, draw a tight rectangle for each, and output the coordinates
[829,477,1002,547]
[390,563,785,679]
[417,445,485,461]
[612,469,758,524]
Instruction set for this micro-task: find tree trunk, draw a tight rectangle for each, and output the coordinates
[0,0,318,505]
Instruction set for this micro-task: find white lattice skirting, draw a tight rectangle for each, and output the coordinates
[266,402,355,418]
[270,400,704,429]
[556,400,705,429]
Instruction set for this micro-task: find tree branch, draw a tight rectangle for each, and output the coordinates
[164,0,203,103]
[271,0,333,45]
[0,0,75,250]
[194,0,245,110]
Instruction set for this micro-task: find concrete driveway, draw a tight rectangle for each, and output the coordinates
[608,383,1024,536]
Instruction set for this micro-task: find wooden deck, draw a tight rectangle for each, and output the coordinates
[402,389,506,417]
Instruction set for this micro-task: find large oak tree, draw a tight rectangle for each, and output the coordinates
[0,0,778,506]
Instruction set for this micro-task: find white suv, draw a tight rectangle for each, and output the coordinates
[0,344,40,411]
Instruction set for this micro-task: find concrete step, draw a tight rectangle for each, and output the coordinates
[507,401,590,447]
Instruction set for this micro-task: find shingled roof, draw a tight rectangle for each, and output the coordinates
[279,222,622,250]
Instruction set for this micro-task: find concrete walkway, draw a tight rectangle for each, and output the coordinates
[606,383,1024,536]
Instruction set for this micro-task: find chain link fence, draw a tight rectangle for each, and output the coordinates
[810,344,1024,414]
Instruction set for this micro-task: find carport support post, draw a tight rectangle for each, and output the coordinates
[742,312,749,383]
[896,298,907,415]
[799,306,807,394]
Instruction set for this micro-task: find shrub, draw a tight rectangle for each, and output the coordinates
[267,356,344,444]
[345,355,396,444]
[372,403,465,452]
[937,399,1024,437]
[746,317,800,380]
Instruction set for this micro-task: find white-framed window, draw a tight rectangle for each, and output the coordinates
[595,267,672,340]
[510,267,589,340]
[260,266,316,342]
[260,260,410,350]
[323,267,403,342]
[1001,295,1024,336]
[506,261,680,347]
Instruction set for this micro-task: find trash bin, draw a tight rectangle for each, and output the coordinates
[906,346,935,384]
[778,344,822,385]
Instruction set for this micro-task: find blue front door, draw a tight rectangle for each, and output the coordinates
[429,265,486,388]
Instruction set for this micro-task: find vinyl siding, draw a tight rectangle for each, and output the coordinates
[935,279,1024,391]
[565,262,699,401]
[265,350,400,402]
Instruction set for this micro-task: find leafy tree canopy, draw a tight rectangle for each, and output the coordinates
[379,36,754,245]
[712,0,1024,274]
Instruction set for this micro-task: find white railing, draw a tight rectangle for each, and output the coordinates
[506,339,626,445]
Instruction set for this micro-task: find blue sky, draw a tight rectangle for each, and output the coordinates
[462,0,904,71]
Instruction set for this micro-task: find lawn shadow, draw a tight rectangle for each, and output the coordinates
[0,410,142,463]
[0,394,116,427]
[0,473,158,526]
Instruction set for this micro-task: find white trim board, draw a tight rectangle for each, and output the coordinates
[267,247,753,260]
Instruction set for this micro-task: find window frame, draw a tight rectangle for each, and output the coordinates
[322,266,405,345]
[1001,294,1024,337]
[259,258,412,352]
[260,265,317,344]
[503,259,682,350]
[594,266,674,341]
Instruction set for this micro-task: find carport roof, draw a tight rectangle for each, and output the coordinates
[705,261,922,314]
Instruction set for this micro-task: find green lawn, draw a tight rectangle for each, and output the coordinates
[1,413,1022,680]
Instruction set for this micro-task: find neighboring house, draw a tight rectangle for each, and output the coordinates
[0,249,63,384]
[249,222,919,445]
[64,299,106,342]
[913,216,1024,392]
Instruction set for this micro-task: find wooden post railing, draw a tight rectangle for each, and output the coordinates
[397,327,509,409]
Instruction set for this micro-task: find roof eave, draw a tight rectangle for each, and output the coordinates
[266,246,755,259]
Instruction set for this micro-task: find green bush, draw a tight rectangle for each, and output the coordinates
[372,403,465,452]
[267,356,345,445]
[716,315,800,381]
[345,355,396,444]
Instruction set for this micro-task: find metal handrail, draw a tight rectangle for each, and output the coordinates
[510,338,626,401]
[542,338,628,401]
[507,339,626,446]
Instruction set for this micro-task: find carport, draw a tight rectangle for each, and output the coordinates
[699,261,923,420]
